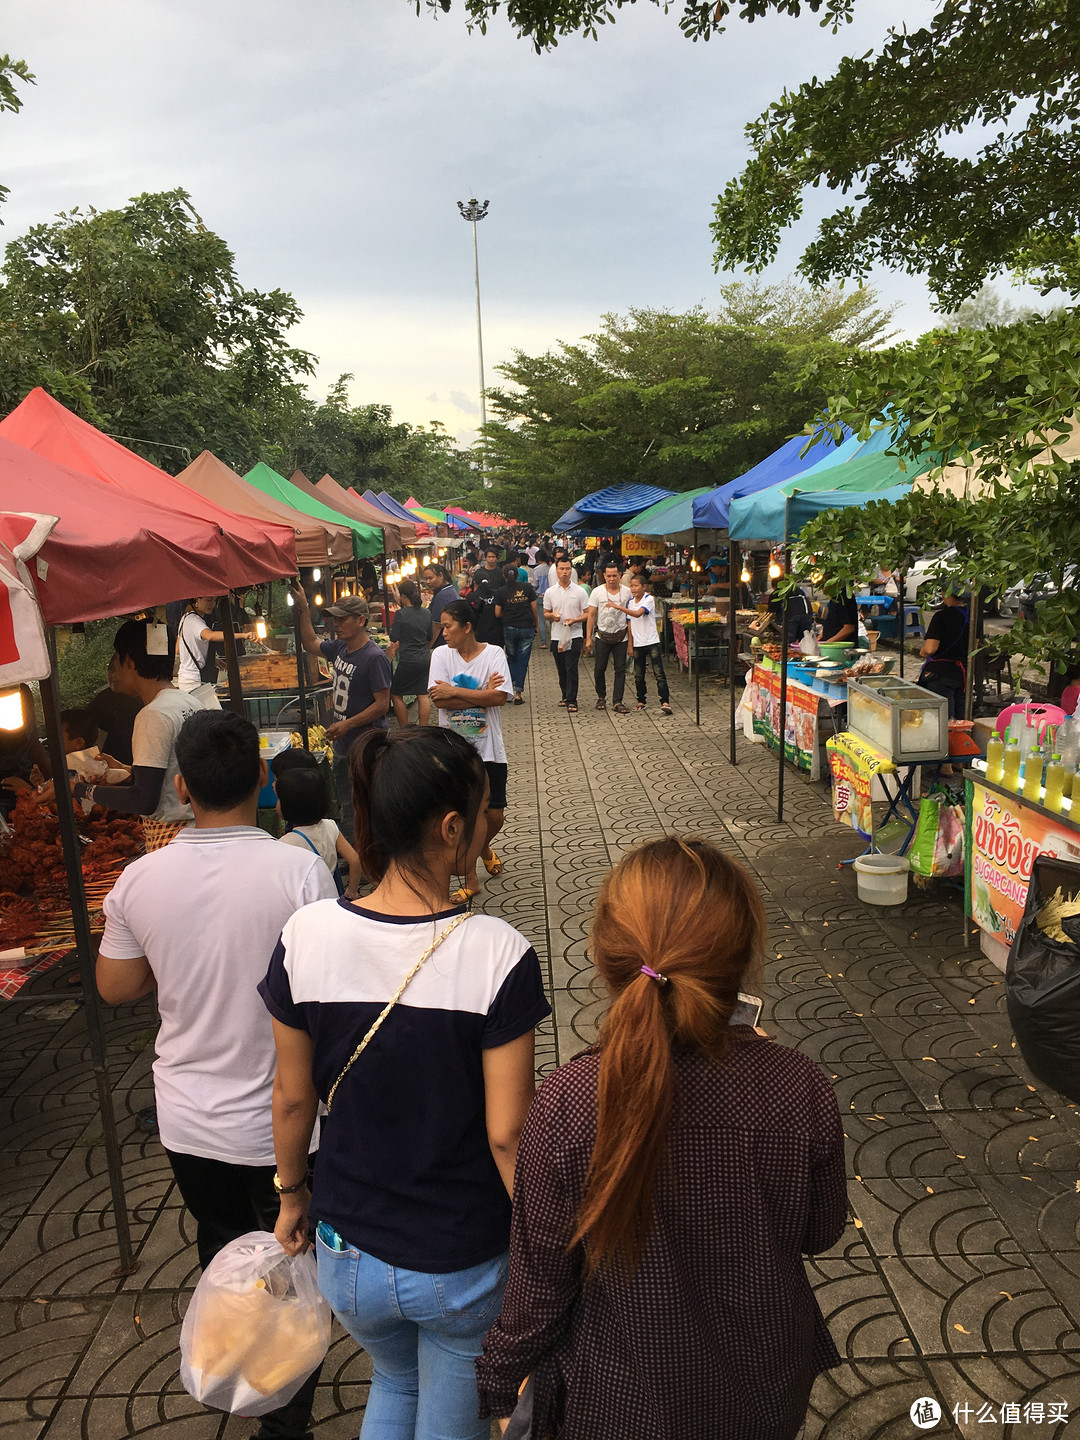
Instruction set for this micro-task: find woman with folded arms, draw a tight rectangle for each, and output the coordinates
[477,836,846,1440]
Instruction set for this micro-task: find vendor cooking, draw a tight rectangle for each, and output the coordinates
[70,620,203,851]
[177,596,253,701]
[818,588,860,644]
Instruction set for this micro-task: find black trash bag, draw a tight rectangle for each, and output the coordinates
[1006,855,1080,1105]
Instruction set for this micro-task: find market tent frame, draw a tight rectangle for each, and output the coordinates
[0,388,297,587]
[176,451,352,568]
[244,463,383,559]
[690,426,851,531]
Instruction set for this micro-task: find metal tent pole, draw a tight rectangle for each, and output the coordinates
[965,587,980,721]
[42,629,137,1274]
[218,598,244,716]
[292,601,310,751]
[380,552,389,629]
[898,572,906,680]
[728,537,738,765]
[777,598,791,825]
[693,528,701,727]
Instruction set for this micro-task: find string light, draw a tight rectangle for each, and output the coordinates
[286,592,294,607]
[740,552,751,584]
[312,567,321,581]
[313,593,323,606]
[254,619,267,641]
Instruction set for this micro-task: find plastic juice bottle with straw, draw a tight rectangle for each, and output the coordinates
[1023,744,1046,802]
[986,732,1004,784]
[1001,728,1022,791]
[1044,754,1066,812]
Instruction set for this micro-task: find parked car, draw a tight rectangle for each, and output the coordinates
[1018,567,1077,623]
[904,547,956,603]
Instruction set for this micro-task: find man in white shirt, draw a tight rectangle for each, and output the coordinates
[543,557,590,711]
[98,707,335,1440]
[547,548,578,588]
[586,561,635,712]
[74,619,203,850]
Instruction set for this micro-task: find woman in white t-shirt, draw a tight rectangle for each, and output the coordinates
[176,597,252,697]
[429,599,513,903]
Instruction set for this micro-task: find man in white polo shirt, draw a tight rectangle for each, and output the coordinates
[97,709,335,1440]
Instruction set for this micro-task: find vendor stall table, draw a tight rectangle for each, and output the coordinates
[751,661,846,780]
[966,766,1080,969]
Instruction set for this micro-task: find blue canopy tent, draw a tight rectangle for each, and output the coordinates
[795,420,899,479]
[554,481,675,532]
[690,426,851,531]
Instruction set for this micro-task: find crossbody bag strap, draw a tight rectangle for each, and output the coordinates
[289,828,321,856]
[325,910,471,1113]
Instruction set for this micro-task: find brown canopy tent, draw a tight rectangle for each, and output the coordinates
[313,474,418,551]
[177,451,352,567]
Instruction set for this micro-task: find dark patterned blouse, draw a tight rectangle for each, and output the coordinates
[477,1035,847,1440]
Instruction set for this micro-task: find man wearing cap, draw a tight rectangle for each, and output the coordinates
[291,585,391,845]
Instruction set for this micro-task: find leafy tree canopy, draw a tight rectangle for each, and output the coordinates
[0,54,34,211]
[0,189,315,471]
[480,280,894,528]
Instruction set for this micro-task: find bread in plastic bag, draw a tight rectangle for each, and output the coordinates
[180,1230,331,1416]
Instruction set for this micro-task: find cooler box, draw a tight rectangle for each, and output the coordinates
[258,730,293,808]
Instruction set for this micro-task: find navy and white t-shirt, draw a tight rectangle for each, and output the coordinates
[259,900,551,1273]
[319,637,392,755]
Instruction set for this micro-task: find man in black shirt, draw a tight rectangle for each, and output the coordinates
[494,565,539,703]
[918,589,969,717]
[469,549,505,645]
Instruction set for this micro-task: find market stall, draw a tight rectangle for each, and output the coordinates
[0,428,297,1273]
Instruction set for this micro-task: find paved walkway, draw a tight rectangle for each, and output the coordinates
[3,650,1080,1438]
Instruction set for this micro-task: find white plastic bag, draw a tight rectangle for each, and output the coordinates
[180,1231,331,1416]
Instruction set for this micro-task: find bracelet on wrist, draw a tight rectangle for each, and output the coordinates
[272,1171,308,1195]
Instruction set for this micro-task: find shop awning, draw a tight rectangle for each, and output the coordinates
[313,476,417,550]
[176,451,352,567]
[728,474,916,542]
[371,491,434,537]
[0,388,297,586]
[280,469,392,555]
[244,463,383,559]
[0,437,264,623]
[620,486,715,537]
[554,481,676,533]
[690,427,851,531]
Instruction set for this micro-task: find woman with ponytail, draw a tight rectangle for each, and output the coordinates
[477,837,846,1440]
[261,726,550,1440]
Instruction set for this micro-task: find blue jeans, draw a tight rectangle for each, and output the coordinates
[535,604,548,646]
[502,627,535,694]
[332,751,355,846]
[316,1233,508,1440]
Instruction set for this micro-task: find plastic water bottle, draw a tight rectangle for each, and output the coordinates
[1001,728,1022,791]
[1023,743,1046,802]
[986,732,1004,784]
[1057,700,1080,772]
[1044,754,1066,812]
[1018,705,1038,762]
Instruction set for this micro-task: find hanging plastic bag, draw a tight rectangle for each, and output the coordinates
[908,788,964,878]
[180,1231,331,1417]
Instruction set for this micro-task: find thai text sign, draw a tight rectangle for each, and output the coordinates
[826,731,895,840]
[968,779,1080,948]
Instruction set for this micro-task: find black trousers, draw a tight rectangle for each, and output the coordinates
[593,633,628,704]
[553,637,583,704]
[166,1148,321,1440]
[633,643,670,704]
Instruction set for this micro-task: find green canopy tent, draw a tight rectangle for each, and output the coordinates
[244,462,383,559]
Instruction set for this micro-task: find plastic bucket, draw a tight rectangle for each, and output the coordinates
[853,852,909,906]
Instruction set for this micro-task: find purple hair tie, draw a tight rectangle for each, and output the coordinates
[640,964,668,984]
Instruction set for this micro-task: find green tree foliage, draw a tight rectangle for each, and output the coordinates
[417,0,852,50]
[275,375,483,504]
[0,54,34,211]
[0,189,316,471]
[711,0,1080,310]
[481,281,894,528]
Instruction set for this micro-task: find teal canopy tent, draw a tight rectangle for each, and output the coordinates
[728,451,930,542]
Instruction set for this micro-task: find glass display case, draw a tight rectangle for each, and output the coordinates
[846,675,950,762]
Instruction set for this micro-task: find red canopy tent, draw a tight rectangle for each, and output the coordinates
[177,452,352,568]
[0,438,274,623]
[0,389,296,586]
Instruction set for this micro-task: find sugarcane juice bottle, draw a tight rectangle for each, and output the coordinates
[985,732,1004,784]
[1001,729,1022,791]
[1044,754,1066,812]
[1023,744,1046,802]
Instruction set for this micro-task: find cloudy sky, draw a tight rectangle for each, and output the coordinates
[4,0,990,447]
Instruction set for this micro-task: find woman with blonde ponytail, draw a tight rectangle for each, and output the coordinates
[477,837,846,1440]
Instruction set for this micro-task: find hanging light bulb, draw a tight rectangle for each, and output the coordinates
[254,618,268,641]
[286,592,294,607]
[312,567,321,581]
[0,689,25,731]
[314,593,323,606]
[768,558,782,580]
[740,552,751,584]
[810,570,824,586]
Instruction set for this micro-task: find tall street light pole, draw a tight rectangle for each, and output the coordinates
[457,198,489,479]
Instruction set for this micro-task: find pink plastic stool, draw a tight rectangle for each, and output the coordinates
[995,702,1066,741]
